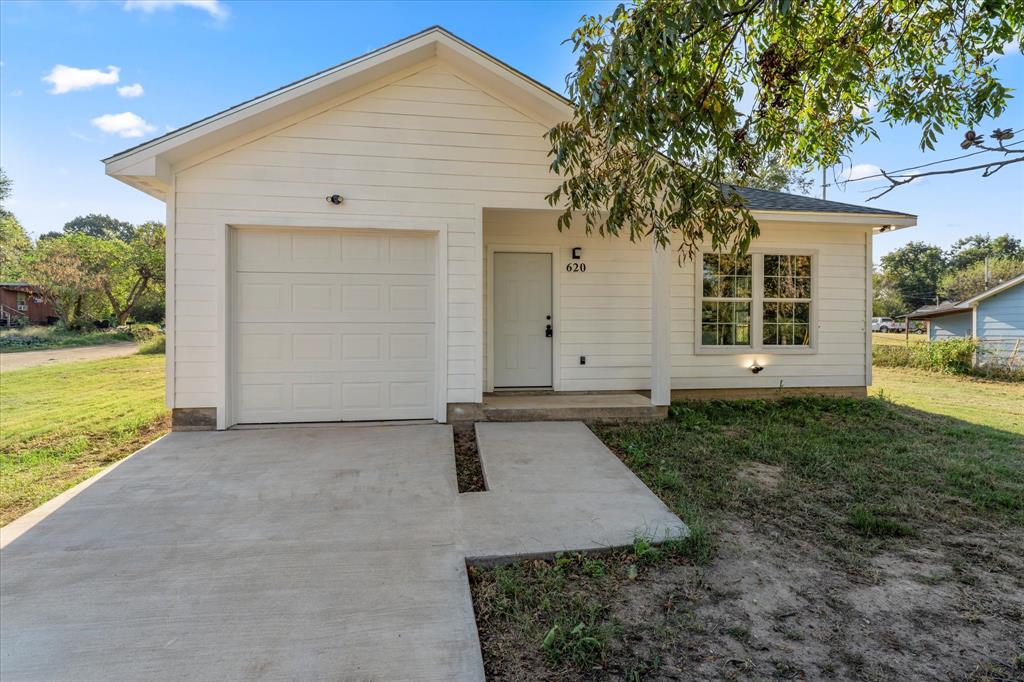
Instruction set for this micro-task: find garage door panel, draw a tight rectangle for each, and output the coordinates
[233,228,437,423]
[237,323,433,373]
[235,230,434,275]
[236,371,434,423]
[236,273,433,323]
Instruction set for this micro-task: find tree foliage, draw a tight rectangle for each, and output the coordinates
[24,235,107,328]
[0,167,32,281]
[878,241,948,311]
[62,213,137,241]
[548,0,1021,256]
[945,233,1023,271]
[25,223,165,327]
[938,257,1024,301]
[876,232,1023,312]
[723,152,814,194]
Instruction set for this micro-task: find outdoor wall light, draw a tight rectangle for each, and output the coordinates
[571,247,582,259]
[326,194,344,205]
[749,362,764,374]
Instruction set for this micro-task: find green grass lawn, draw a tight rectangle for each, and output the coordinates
[0,354,169,525]
[471,368,1024,679]
[872,331,926,346]
[0,325,134,353]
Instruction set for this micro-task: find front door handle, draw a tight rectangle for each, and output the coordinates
[545,323,553,338]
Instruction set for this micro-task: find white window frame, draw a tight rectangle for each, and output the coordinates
[695,249,818,355]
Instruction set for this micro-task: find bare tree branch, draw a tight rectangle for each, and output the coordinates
[866,157,1024,201]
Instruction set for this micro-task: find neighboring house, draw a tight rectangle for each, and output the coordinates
[102,27,917,430]
[0,283,55,327]
[908,273,1024,361]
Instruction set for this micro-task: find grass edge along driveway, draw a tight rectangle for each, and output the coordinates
[1,353,169,526]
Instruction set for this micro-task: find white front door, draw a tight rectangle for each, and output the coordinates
[232,228,436,424]
[493,252,552,388]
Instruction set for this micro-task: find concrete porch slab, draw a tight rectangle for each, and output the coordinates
[1,422,686,681]
[481,392,667,423]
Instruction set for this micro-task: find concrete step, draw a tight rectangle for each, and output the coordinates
[480,393,666,424]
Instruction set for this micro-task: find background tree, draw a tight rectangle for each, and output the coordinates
[93,221,165,324]
[24,235,106,328]
[723,153,814,194]
[945,233,1023,271]
[871,272,906,318]
[878,242,948,311]
[938,257,1024,302]
[548,1,1021,255]
[0,168,32,281]
[62,213,136,241]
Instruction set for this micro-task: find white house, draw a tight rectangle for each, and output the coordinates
[103,27,917,430]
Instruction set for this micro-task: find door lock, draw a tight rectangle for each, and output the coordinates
[545,323,553,338]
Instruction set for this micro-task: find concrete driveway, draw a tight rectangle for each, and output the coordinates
[0,422,685,681]
[0,341,138,372]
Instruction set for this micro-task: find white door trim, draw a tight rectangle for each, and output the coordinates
[218,218,448,429]
[485,243,560,393]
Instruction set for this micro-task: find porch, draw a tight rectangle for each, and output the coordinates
[449,391,667,423]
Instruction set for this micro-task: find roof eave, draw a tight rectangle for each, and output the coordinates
[750,209,917,228]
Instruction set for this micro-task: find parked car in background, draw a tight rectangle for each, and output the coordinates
[872,317,897,333]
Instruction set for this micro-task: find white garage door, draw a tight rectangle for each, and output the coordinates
[232,229,436,423]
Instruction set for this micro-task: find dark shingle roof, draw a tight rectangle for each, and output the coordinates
[906,302,964,319]
[725,185,915,217]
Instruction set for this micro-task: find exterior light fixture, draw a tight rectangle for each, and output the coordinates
[571,247,582,259]
[326,194,344,205]
[749,363,764,374]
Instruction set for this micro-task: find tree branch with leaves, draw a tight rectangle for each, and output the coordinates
[547,0,1022,256]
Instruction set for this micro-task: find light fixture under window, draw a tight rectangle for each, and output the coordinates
[749,362,764,374]
[326,193,344,205]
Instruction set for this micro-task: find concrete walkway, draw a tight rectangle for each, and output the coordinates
[0,422,685,681]
[0,341,138,372]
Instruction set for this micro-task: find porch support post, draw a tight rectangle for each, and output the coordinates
[651,240,672,406]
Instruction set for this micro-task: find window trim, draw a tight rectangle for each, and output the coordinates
[694,249,818,355]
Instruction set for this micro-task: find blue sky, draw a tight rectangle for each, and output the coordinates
[1,0,1021,259]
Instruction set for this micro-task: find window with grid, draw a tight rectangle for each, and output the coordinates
[762,255,812,346]
[700,254,752,346]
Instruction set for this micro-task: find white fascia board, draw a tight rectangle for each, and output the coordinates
[752,210,917,229]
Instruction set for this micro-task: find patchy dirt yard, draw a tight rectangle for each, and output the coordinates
[470,383,1024,681]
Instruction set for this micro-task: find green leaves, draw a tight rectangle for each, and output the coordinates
[550,0,1019,256]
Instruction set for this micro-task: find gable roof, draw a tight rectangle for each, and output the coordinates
[907,273,1024,319]
[103,26,915,226]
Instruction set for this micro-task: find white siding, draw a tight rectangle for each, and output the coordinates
[171,61,561,411]
[169,58,875,418]
[483,215,870,394]
[671,223,870,389]
[484,209,653,392]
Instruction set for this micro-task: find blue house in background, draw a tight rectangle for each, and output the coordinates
[908,273,1024,364]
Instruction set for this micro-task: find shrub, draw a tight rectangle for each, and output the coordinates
[137,334,165,354]
[873,337,977,374]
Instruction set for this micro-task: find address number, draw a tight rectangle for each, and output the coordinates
[565,262,587,273]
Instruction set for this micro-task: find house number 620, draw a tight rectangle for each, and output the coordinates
[565,262,587,273]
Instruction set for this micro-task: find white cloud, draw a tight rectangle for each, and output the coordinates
[43,64,120,94]
[91,112,156,138]
[123,0,228,20]
[841,163,882,181]
[117,83,145,98]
